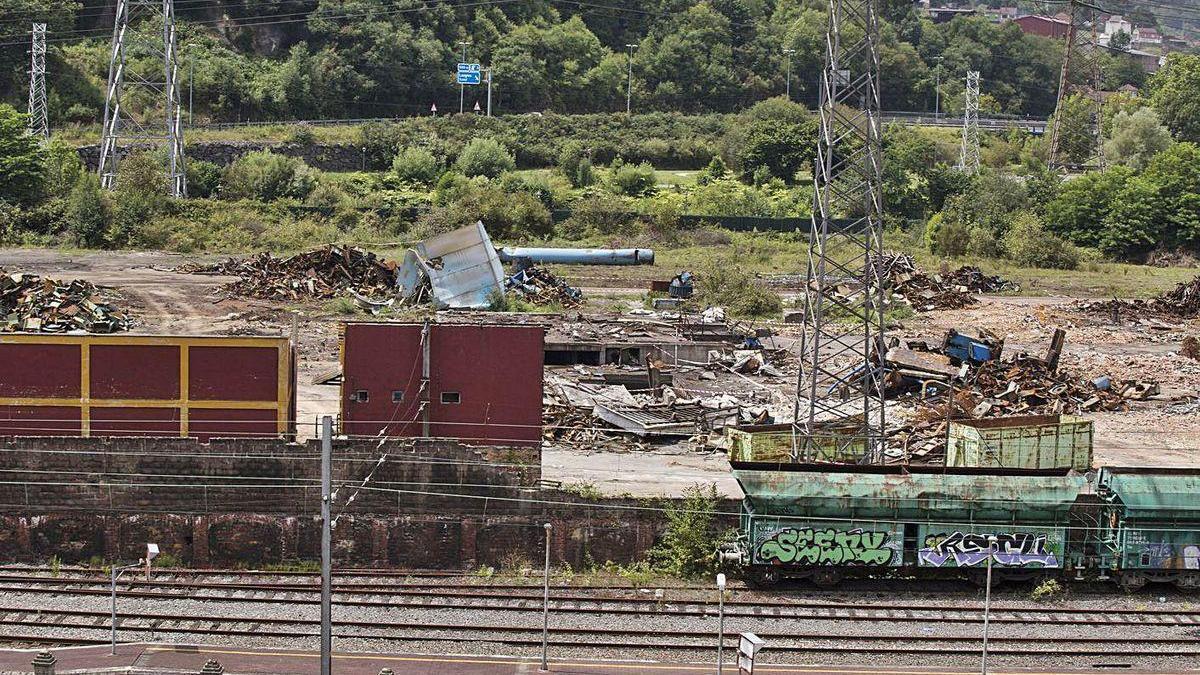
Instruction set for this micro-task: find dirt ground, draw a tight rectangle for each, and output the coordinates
[3,248,1198,495]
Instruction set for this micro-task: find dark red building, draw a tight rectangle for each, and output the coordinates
[0,335,295,440]
[340,323,544,446]
[1014,14,1070,39]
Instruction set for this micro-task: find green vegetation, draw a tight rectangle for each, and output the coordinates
[645,483,728,579]
[1030,578,1065,602]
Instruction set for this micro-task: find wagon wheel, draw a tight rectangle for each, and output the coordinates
[966,569,1002,589]
[1118,572,1147,592]
[748,566,780,588]
[811,568,843,588]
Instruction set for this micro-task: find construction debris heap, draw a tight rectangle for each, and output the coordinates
[873,253,1018,312]
[1078,275,1200,321]
[185,246,398,301]
[1,270,131,333]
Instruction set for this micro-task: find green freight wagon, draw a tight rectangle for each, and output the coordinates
[947,414,1093,471]
[721,462,1085,586]
[1092,467,1200,590]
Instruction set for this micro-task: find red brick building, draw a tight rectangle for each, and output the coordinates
[1014,14,1070,39]
[340,323,544,446]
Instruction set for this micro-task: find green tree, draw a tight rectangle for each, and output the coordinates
[1048,94,1099,166]
[1002,213,1080,270]
[608,161,657,197]
[1044,166,1133,248]
[454,138,516,179]
[1143,142,1200,244]
[1105,108,1174,170]
[65,173,110,247]
[1102,176,1164,256]
[734,97,817,183]
[1149,54,1200,142]
[42,138,83,199]
[0,105,47,206]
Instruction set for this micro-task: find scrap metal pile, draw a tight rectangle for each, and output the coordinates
[186,246,398,301]
[1077,275,1200,321]
[1,270,131,333]
[873,253,1018,312]
[886,329,1155,463]
[505,266,583,308]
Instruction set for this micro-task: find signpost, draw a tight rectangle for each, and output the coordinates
[457,62,481,85]
[737,632,766,674]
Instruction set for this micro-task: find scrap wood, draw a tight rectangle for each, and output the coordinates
[0,269,131,333]
[859,253,1018,312]
[1077,275,1200,322]
[184,245,397,301]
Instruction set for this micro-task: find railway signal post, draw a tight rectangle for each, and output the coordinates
[541,522,552,671]
[321,416,333,675]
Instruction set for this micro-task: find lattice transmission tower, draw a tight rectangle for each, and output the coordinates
[98,0,187,196]
[958,71,980,175]
[1047,0,1105,171]
[28,23,49,141]
[793,0,887,464]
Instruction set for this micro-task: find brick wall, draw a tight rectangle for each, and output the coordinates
[0,436,734,569]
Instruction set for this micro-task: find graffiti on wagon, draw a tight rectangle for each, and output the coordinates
[756,527,897,566]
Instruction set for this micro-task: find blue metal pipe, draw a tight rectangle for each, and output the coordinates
[498,247,654,266]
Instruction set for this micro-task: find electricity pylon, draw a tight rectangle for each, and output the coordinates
[98,0,187,196]
[28,23,49,141]
[959,71,981,175]
[1048,0,1105,171]
[794,0,887,464]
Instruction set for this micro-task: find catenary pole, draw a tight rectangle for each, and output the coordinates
[458,41,470,114]
[540,522,552,670]
[320,416,332,675]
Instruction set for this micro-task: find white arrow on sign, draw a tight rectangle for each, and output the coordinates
[430,103,437,112]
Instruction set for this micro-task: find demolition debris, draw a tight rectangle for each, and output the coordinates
[505,266,583,308]
[1,270,131,333]
[872,253,1019,312]
[185,245,398,301]
[1077,275,1200,321]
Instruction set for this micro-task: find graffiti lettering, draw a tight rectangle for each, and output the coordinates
[757,527,895,566]
[1138,543,1200,569]
[919,531,1058,568]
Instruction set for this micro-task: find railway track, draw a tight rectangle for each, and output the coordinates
[1,574,1199,627]
[2,606,1198,657]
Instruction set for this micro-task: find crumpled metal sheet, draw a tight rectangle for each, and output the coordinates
[398,221,504,310]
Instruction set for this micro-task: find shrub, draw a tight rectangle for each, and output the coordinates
[1030,578,1064,602]
[1003,213,1080,270]
[646,484,726,579]
[608,161,657,197]
[499,172,569,209]
[186,160,223,198]
[685,178,774,217]
[924,211,969,257]
[65,173,111,247]
[694,257,782,318]
[446,185,552,239]
[43,138,83,199]
[557,140,596,187]
[288,123,316,145]
[697,156,728,185]
[560,193,636,238]
[391,146,441,185]
[223,150,320,201]
[454,137,515,178]
[574,158,597,188]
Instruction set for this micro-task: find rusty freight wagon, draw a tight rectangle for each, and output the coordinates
[0,334,295,440]
[720,462,1085,586]
[340,322,544,446]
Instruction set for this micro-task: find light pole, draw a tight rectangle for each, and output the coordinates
[457,40,471,114]
[981,535,997,675]
[783,48,796,100]
[625,44,638,115]
[716,573,727,675]
[540,522,552,671]
[485,67,493,117]
[111,543,157,656]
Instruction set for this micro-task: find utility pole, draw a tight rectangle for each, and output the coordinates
[934,56,943,119]
[188,54,193,125]
[783,48,796,100]
[959,71,981,175]
[457,40,471,115]
[625,44,637,114]
[485,67,492,117]
[1048,0,1105,171]
[795,0,886,464]
[320,416,332,675]
[99,0,187,196]
[28,23,48,142]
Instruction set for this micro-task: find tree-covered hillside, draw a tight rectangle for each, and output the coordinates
[0,0,1158,124]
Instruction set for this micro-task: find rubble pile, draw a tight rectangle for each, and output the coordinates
[1077,276,1200,321]
[870,253,1018,312]
[0,270,131,333]
[505,266,583,308]
[186,246,398,301]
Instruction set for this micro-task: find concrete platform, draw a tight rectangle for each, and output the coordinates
[0,644,1183,675]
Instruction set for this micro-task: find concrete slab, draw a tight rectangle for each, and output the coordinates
[541,447,743,498]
